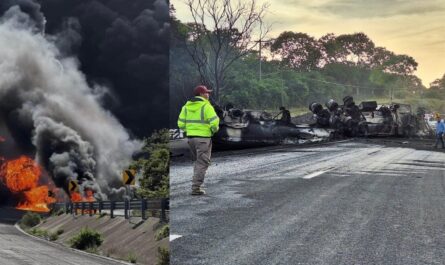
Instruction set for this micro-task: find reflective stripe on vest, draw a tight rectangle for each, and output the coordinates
[181,104,216,124]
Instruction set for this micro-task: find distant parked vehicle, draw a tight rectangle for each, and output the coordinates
[426,116,437,130]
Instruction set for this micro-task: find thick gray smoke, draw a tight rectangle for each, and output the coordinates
[0,7,142,200]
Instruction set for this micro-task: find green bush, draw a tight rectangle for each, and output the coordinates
[28,228,48,238]
[85,247,99,254]
[69,227,103,250]
[133,130,170,199]
[20,212,41,228]
[156,247,169,265]
[126,252,138,263]
[49,232,58,241]
[56,229,64,235]
[155,225,169,241]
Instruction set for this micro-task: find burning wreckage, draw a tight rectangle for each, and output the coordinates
[212,96,431,148]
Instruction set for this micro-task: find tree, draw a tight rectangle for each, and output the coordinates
[334,33,375,66]
[270,32,323,71]
[382,54,417,75]
[132,130,170,198]
[184,0,269,101]
[170,13,201,127]
[430,73,445,90]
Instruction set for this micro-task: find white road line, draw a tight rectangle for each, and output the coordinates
[303,170,331,179]
[170,234,183,242]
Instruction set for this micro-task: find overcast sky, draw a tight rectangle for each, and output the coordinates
[172,0,445,86]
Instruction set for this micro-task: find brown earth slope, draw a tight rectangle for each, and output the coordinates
[36,214,168,265]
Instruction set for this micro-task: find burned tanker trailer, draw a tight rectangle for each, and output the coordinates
[212,105,311,148]
[359,102,430,137]
[309,96,368,137]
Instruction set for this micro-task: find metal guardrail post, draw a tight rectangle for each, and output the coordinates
[161,198,169,222]
[74,203,78,216]
[141,199,147,220]
[99,201,103,214]
[110,201,115,218]
[89,202,93,216]
[124,199,129,219]
[81,202,85,215]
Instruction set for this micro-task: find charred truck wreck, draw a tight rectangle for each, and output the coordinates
[212,96,431,148]
[310,96,367,137]
[212,106,309,148]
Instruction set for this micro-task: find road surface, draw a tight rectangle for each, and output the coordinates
[0,208,125,265]
[171,138,445,265]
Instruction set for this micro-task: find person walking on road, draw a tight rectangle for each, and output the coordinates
[434,113,445,149]
[177,85,220,195]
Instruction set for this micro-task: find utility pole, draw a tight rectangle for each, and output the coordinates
[255,38,275,81]
[259,38,262,81]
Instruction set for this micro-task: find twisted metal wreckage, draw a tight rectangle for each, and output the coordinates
[211,96,432,148]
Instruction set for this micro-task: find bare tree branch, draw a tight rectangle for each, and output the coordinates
[183,0,270,101]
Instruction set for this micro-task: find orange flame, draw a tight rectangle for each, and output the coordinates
[0,156,56,212]
[70,189,95,202]
[70,189,96,215]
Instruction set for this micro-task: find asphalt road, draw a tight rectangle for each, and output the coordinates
[170,138,445,265]
[0,208,124,265]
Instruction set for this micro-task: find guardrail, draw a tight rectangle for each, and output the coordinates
[51,198,169,222]
[170,129,184,140]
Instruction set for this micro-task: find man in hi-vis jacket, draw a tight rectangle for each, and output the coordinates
[178,85,220,195]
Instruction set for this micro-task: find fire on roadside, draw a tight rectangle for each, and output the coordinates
[0,156,57,212]
[70,189,97,215]
[70,189,95,202]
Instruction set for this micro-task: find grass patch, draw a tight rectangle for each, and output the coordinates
[49,232,59,241]
[20,212,41,228]
[85,246,99,254]
[28,227,48,238]
[69,227,103,250]
[28,227,60,241]
[126,252,138,263]
[156,247,169,265]
[155,225,169,241]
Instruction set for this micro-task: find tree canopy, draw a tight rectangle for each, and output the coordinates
[170,9,445,121]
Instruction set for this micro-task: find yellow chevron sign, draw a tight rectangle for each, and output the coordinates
[68,180,79,193]
[123,169,136,185]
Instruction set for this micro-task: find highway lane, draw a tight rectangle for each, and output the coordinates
[170,139,445,265]
[0,208,125,265]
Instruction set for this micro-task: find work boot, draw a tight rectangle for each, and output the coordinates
[191,187,206,196]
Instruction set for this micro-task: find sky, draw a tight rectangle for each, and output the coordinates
[172,0,445,87]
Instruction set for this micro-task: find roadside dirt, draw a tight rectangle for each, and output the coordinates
[36,214,168,265]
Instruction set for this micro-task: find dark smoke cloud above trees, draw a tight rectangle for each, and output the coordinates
[0,0,170,137]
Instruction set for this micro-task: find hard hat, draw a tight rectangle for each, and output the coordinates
[194,85,212,96]
[435,112,441,119]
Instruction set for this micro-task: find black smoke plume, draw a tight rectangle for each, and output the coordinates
[0,0,169,200]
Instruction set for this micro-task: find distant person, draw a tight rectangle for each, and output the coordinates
[177,85,220,195]
[434,114,445,149]
[279,106,291,125]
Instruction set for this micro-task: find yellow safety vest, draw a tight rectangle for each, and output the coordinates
[177,96,220,137]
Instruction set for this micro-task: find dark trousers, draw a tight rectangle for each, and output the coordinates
[435,133,444,148]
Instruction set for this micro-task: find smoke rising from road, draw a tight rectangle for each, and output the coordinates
[0,7,142,199]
